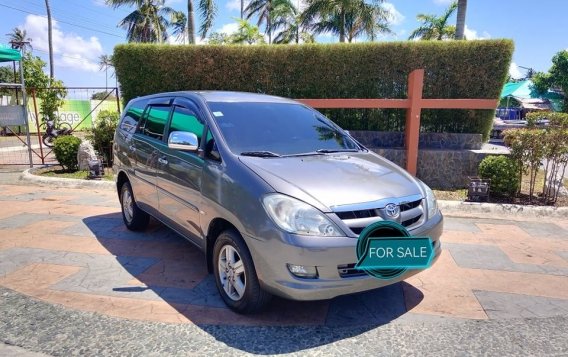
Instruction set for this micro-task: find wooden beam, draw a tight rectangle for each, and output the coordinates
[404,69,424,176]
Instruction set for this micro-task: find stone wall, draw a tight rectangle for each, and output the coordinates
[370,148,494,189]
[350,131,505,189]
[350,131,483,150]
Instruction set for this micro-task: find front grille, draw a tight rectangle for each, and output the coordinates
[336,209,377,220]
[400,200,421,211]
[402,215,421,227]
[334,198,424,235]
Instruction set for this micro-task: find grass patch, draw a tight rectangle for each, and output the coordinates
[36,166,114,181]
[433,189,467,201]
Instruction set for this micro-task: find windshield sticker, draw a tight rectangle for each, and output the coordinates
[213,111,224,117]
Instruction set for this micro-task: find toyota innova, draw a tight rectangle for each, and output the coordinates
[113,91,443,313]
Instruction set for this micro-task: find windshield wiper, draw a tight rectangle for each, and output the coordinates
[240,151,281,157]
[316,149,360,154]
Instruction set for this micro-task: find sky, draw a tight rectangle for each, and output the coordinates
[0,0,566,88]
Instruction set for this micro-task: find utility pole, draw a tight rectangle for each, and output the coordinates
[44,0,54,80]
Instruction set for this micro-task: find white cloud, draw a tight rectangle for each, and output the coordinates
[92,0,106,7]
[464,25,491,40]
[509,62,523,79]
[384,3,405,26]
[217,23,240,35]
[23,15,103,72]
[433,0,453,5]
[226,0,241,12]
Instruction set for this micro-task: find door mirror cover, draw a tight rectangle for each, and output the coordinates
[168,131,199,151]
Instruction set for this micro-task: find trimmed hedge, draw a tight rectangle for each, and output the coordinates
[113,40,513,140]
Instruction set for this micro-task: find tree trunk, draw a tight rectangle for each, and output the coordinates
[44,0,54,80]
[267,12,272,44]
[339,10,345,42]
[187,0,195,44]
[455,0,467,40]
[240,0,244,19]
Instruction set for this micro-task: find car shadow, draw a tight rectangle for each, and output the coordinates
[83,213,424,354]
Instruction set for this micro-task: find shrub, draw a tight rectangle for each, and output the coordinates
[478,155,520,197]
[87,110,119,166]
[510,112,568,203]
[53,135,82,171]
[113,40,513,140]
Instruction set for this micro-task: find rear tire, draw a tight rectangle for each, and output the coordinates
[42,134,55,147]
[120,181,149,231]
[59,121,73,134]
[213,229,271,314]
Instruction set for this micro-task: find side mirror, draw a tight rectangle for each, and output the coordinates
[168,131,198,151]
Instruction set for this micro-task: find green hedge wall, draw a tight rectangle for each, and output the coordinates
[113,40,513,140]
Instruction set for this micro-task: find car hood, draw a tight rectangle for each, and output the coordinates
[239,152,423,212]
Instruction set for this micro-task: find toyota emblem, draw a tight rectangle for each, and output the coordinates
[384,203,400,218]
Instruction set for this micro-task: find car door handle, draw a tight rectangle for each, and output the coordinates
[158,157,168,165]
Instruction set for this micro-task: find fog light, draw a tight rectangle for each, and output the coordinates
[287,264,318,279]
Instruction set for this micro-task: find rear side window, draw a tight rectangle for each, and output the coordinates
[141,106,170,140]
[119,98,148,135]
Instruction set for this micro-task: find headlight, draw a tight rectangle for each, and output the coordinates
[420,181,438,219]
[262,194,344,236]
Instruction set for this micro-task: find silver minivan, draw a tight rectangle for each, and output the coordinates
[113,91,443,313]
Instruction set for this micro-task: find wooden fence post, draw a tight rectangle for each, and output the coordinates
[404,69,424,176]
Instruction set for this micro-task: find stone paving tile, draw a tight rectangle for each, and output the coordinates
[0,212,81,230]
[0,184,567,328]
[516,221,568,240]
[63,195,118,207]
[445,242,568,275]
[474,290,568,319]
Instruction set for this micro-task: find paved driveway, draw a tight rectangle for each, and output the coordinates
[0,183,567,355]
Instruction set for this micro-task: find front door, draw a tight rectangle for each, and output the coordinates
[156,100,206,242]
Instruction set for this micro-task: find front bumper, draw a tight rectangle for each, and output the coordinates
[246,212,443,301]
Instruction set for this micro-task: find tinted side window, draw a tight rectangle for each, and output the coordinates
[170,106,204,143]
[119,98,148,135]
[142,106,170,140]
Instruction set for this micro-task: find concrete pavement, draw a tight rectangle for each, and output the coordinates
[0,181,567,355]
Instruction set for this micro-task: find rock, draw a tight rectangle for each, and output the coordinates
[77,140,97,171]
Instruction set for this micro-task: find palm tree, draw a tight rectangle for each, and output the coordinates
[271,2,313,44]
[231,18,265,44]
[198,0,217,40]
[301,0,391,43]
[106,0,176,43]
[245,0,276,44]
[408,1,457,40]
[6,28,33,52]
[455,0,467,40]
[44,0,54,79]
[98,55,114,89]
[187,1,195,43]
[171,11,188,43]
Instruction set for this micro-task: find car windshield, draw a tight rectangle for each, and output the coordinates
[207,102,360,156]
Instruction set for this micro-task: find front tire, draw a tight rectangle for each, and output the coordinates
[213,229,271,313]
[120,181,149,231]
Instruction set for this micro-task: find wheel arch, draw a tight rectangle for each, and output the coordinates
[116,170,129,199]
[206,218,240,273]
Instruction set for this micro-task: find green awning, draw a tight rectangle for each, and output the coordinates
[0,44,21,62]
